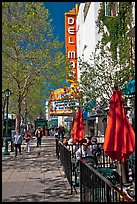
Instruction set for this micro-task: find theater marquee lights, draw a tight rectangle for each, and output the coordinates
[49,89,79,116]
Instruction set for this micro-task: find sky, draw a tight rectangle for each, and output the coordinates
[44,2,81,53]
[43,2,81,90]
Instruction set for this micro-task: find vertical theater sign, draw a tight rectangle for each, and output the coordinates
[65,5,79,82]
[49,5,79,116]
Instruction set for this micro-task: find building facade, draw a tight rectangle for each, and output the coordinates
[76,2,135,136]
[77,2,102,82]
[76,2,104,137]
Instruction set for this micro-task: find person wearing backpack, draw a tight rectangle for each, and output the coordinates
[35,125,43,147]
[13,130,23,157]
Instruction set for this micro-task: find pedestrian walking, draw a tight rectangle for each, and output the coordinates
[24,130,32,153]
[54,127,59,139]
[35,125,43,147]
[13,130,23,157]
[58,125,65,140]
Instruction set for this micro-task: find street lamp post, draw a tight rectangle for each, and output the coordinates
[4,88,11,155]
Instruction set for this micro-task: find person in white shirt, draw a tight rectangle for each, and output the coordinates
[75,142,99,169]
[75,143,93,160]
[67,138,76,156]
[13,130,22,157]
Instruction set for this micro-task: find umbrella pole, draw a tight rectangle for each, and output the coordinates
[120,160,123,191]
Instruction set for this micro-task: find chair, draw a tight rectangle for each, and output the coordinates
[127,152,135,181]
[71,155,98,193]
[83,155,98,169]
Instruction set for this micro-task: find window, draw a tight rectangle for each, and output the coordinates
[105,2,111,16]
[105,2,119,17]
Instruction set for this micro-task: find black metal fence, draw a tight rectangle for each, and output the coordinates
[58,141,118,169]
[58,141,73,194]
[97,147,118,168]
[55,138,60,159]
[79,159,134,202]
[55,139,134,201]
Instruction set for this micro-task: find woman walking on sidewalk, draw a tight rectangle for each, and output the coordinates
[24,130,32,153]
[35,125,43,147]
[13,130,23,157]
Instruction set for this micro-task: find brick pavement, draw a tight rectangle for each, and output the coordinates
[2,136,80,202]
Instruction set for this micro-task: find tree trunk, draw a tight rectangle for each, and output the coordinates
[2,98,6,146]
[17,95,22,133]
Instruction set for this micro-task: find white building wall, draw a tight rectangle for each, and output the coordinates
[94,3,102,43]
[76,2,104,136]
[58,116,64,127]
[77,3,85,82]
[132,2,135,26]
[45,100,49,120]
[83,3,96,62]
[77,2,102,82]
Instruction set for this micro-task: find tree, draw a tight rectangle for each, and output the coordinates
[96,2,135,84]
[78,2,135,110]
[78,44,116,108]
[2,2,70,131]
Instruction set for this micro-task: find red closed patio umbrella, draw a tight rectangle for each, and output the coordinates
[104,89,135,162]
[71,107,85,143]
[103,86,135,190]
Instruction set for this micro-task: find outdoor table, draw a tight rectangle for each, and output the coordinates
[82,155,98,168]
[97,167,120,185]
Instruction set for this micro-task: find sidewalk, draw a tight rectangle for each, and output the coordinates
[2,136,80,202]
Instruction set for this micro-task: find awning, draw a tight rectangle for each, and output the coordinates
[124,79,135,95]
[82,101,106,120]
[82,101,96,120]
